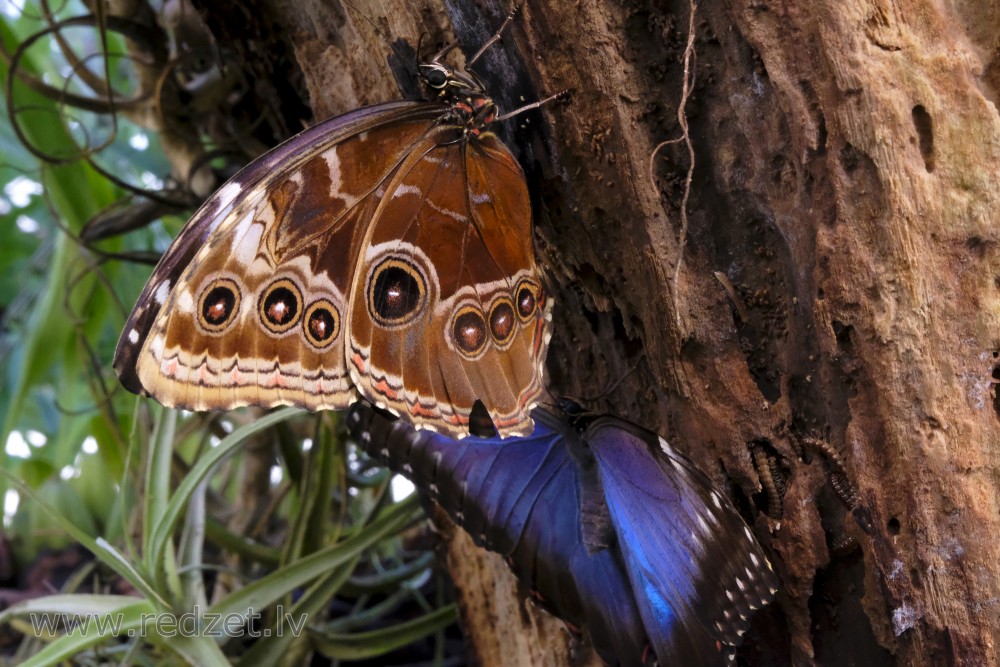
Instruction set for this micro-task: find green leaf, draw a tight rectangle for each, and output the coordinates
[0,596,155,667]
[236,555,359,666]
[0,18,120,458]
[146,408,305,588]
[311,604,458,661]
[206,495,422,643]
[0,467,166,608]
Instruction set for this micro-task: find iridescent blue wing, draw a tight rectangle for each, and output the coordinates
[347,402,652,664]
[586,417,779,666]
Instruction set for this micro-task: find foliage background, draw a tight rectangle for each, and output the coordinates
[0,3,460,664]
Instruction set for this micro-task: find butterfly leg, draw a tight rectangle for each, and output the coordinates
[468,4,523,66]
[493,89,570,122]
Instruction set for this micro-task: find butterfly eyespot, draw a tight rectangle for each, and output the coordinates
[452,305,489,358]
[488,297,517,346]
[259,278,303,334]
[367,258,427,327]
[515,280,541,322]
[302,299,340,349]
[197,278,241,333]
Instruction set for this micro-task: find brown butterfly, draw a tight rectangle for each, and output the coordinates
[113,16,557,438]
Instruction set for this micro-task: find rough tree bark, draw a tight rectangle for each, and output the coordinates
[194,0,1000,664]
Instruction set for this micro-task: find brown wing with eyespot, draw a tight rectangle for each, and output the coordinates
[118,103,444,411]
[347,125,551,438]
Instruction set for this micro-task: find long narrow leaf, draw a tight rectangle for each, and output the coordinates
[206,495,421,641]
[146,407,304,587]
[0,18,118,451]
[235,556,360,666]
[1,598,154,667]
[311,605,458,661]
[0,469,165,608]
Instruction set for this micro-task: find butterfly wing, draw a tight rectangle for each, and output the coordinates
[116,102,549,438]
[347,127,551,438]
[348,402,651,665]
[587,418,779,666]
[115,102,446,411]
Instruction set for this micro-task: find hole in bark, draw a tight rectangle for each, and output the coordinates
[887,517,901,535]
[992,366,1000,421]
[817,287,825,300]
[839,143,861,173]
[911,105,935,172]
[833,320,853,350]
[809,550,895,666]
[966,236,988,256]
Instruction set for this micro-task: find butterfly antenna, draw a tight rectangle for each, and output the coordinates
[429,40,462,64]
[539,385,561,412]
[341,0,414,67]
[468,3,522,66]
[574,352,647,404]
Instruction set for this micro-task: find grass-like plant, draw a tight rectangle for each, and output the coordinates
[0,4,457,664]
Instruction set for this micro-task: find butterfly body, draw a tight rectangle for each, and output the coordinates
[115,54,552,438]
[348,402,778,666]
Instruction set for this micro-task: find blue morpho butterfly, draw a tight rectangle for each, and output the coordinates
[347,400,779,666]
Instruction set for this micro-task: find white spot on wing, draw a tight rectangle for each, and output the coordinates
[214,182,242,209]
[231,210,262,265]
[150,334,165,357]
[325,150,342,194]
[425,198,466,223]
[178,290,195,313]
[392,184,422,198]
[154,280,171,305]
[128,329,139,344]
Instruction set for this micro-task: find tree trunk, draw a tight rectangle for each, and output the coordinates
[195,0,1000,664]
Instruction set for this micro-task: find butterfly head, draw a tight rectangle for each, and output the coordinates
[418,59,497,134]
[553,397,602,432]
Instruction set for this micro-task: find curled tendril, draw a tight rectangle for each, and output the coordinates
[4,14,162,163]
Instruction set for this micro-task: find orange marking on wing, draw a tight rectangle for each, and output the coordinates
[532,320,545,355]
[351,352,367,372]
[408,403,439,418]
[230,367,243,384]
[373,378,399,400]
[445,413,468,426]
[165,359,179,376]
[264,371,288,388]
[494,415,520,428]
